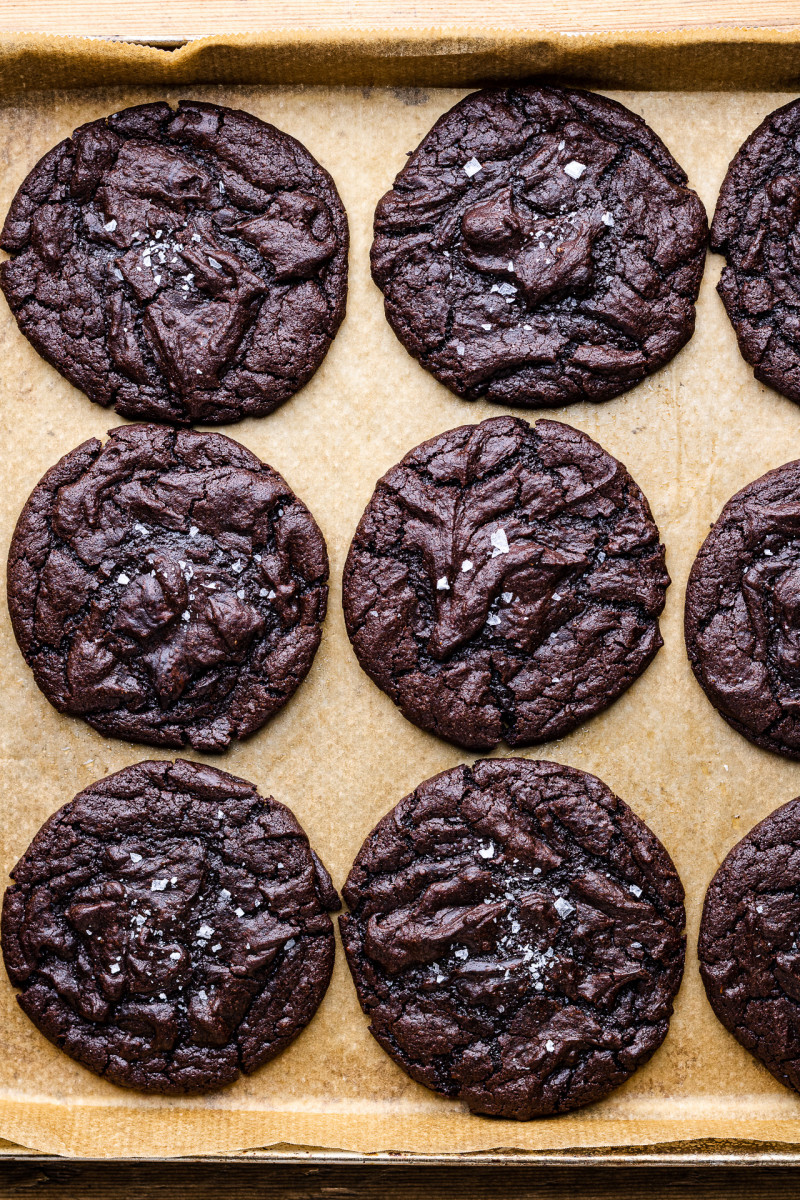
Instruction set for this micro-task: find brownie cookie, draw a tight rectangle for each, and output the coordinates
[699,797,800,1094]
[712,99,800,405]
[371,86,707,407]
[341,758,685,1119]
[1,759,340,1094]
[343,415,669,749]
[7,423,328,751]
[0,100,348,425]
[684,459,800,759]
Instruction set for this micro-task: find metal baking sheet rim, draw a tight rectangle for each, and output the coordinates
[4,1142,800,1166]
[0,26,797,1169]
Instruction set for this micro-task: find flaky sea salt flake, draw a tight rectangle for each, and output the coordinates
[490,527,510,556]
[491,281,517,297]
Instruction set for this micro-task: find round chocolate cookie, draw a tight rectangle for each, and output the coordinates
[699,797,800,1094]
[712,99,800,405]
[0,100,348,425]
[684,459,800,760]
[371,86,707,407]
[1,759,340,1094]
[342,415,669,750]
[341,758,685,1119]
[7,423,328,751]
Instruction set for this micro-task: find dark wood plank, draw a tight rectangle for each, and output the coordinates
[1,1162,800,1199]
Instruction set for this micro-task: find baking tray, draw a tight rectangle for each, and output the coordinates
[2,27,800,1166]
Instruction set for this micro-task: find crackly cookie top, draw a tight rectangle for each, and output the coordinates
[712,98,800,405]
[342,415,669,749]
[371,86,707,407]
[1,759,340,1094]
[699,797,800,1094]
[684,459,800,759]
[341,758,685,1119]
[7,423,328,751]
[0,100,348,425]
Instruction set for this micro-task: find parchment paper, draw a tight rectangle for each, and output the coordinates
[3,80,800,1158]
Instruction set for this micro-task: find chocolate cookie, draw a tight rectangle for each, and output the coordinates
[371,86,707,407]
[699,797,800,1094]
[341,758,685,1119]
[684,459,800,759]
[0,100,348,425]
[342,415,669,749]
[7,423,328,751]
[1,759,340,1094]
[712,99,800,405]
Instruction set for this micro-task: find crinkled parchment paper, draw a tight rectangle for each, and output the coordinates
[2,77,800,1157]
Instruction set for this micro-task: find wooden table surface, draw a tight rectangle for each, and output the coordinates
[0,0,795,38]
[0,2,797,1195]
[3,1158,800,1197]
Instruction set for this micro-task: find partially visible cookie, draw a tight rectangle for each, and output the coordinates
[685,459,800,759]
[341,758,685,1119]
[372,85,707,407]
[0,100,348,425]
[699,797,800,1093]
[7,423,328,751]
[712,99,800,405]
[1,759,340,1094]
[342,415,669,750]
